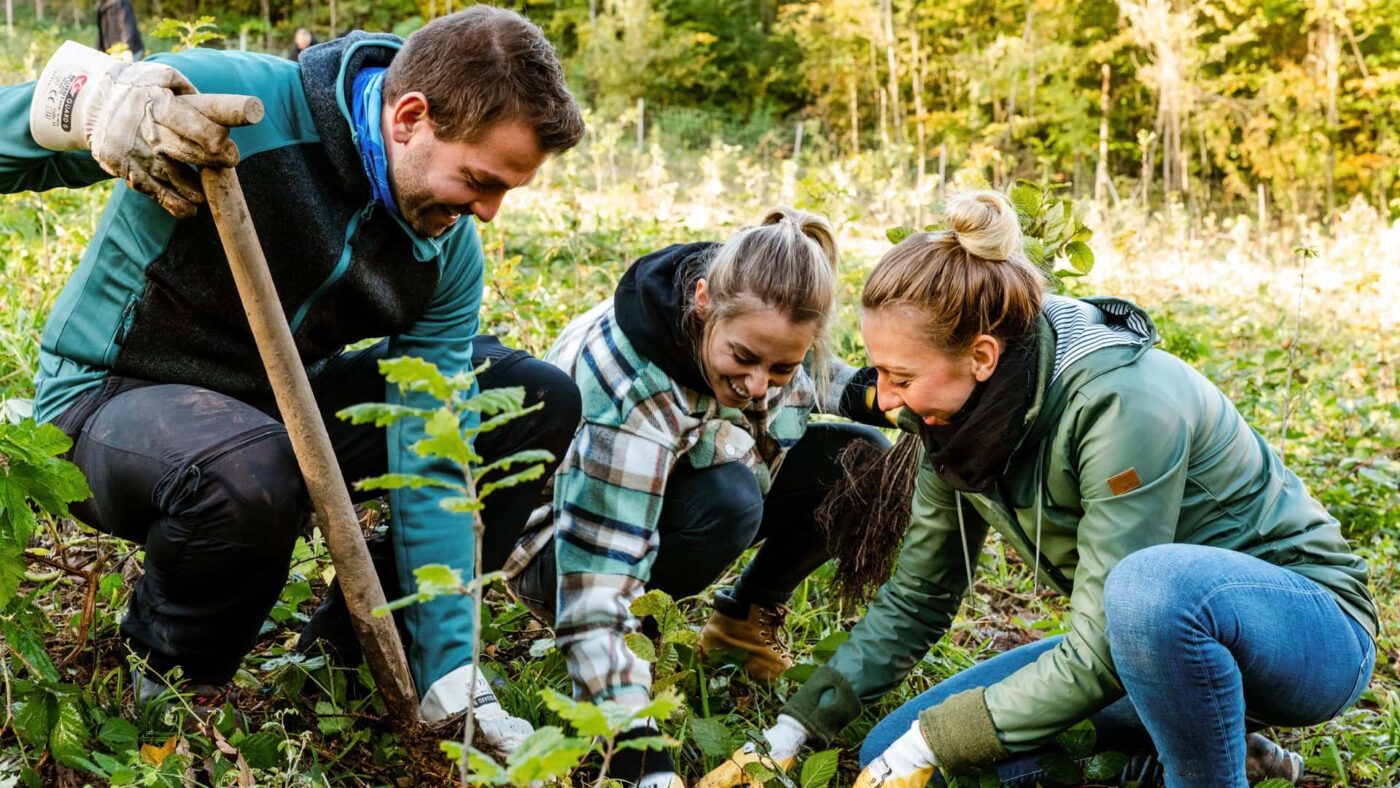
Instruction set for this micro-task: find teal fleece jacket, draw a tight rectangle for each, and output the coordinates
[0,35,488,696]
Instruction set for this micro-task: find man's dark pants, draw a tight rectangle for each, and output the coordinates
[54,337,580,685]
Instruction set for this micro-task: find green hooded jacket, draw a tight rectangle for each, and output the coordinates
[783,296,1376,773]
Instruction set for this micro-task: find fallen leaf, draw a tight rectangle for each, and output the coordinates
[140,735,178,765]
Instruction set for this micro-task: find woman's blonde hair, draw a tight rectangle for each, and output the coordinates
[687,206,840,395]
[862,190,1045,352]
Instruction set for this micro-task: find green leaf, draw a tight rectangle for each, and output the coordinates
[1023,235,1047,267]
[48,695,90,768]
[1254,780,1295,788]
[886,225,915,245]
[1054,719,1096,759]
[379,356,456,401]
[631,589,673,620]
[463,387,527,416]
[441,741,506,783]
[353,473,463,493]
[614,735,674,751]
[1065,241,1095,275]
[1035,752,1083,785]
[336,402,433,428]
[465,407,540,440]
[315,700,352,734]
[413,564,464,600]
[1009,182,1043,220]
[440,496,485,514]
[472,449,556,479]
[477,464,546,499]
[624,632,657,662]
[627,689,684,725]
[505,726,592,783]
[12,693,55,747]
[97,716,139,753]
[540,689,611,738]
[413,408,476,467]
[1082,750,1130,780]
[662,627,699,647]
[0,541,27,604]
[2,620,60,683]
[800,749,840,788]
[688,716,734,758]
[741,760,776,783]
[235,731,282,770]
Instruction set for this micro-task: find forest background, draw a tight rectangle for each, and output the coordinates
[0,0,1398,786]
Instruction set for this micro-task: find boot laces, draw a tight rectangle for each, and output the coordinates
[756,604,791,655]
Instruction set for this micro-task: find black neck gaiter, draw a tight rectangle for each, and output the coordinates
[918,326,1040,494]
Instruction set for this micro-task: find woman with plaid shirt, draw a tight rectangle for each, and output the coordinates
[506,208,892,787]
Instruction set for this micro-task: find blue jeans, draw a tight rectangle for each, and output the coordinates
[862,544,1375,787]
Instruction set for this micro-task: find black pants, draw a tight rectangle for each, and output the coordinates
[56,337,580,684]
[514,421,891,615]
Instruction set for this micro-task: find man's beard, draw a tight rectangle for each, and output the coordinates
[389,144,456,238]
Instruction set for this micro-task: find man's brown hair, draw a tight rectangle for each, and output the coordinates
[384,6,584,153]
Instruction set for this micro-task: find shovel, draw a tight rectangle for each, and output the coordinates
[194,95,419,730]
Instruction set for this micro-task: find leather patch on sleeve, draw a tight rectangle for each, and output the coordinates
[1108,467,1142,496]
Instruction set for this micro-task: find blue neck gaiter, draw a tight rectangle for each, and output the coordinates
[350,67,400,217]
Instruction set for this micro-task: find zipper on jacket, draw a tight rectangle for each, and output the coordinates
[114,293,139,346]
[290,201,376,335]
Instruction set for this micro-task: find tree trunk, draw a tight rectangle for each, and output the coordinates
[261,0,270,50]
[881,0,901,147]
[1322,14,1339,223]
[6,0,12,38]
[330,0,337,38]
[848,76,859,156]
[911,23,925,191]
[1096,63,1111,203]
[34,0,41,22]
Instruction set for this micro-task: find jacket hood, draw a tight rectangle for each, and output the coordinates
[298,32,401,197]
[1018,295,1158,452]
[613,242,719,394]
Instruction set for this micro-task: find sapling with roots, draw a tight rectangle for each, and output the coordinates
[337,355,680,786]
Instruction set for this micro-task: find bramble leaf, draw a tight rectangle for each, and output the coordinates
[801,749,840,788]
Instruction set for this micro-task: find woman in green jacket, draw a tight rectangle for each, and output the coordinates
[699,191,1377,788]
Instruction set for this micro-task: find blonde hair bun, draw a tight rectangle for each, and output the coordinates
[946,191,1023,263]
[761,206,840,274]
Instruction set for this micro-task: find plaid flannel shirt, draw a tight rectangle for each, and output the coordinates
[505,298,855,708]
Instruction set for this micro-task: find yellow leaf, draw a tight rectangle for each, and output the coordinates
[141,735,179,765]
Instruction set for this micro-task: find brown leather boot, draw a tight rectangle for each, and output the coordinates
[1245,733,1305,785]
[698,589,792,681]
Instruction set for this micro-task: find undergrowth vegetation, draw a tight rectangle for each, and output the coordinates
[0,99,1397,788]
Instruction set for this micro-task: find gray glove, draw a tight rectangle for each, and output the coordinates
[29,41,253,218]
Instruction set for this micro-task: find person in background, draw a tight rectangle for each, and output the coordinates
[700,191,1375,788]
[96,0,144,61]
[286,27,316,61]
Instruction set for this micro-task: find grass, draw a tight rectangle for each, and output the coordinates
[0,109,1397,787]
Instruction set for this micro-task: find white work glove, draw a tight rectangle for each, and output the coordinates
[695,714,809,787]
[420,665,534,759]
[854,721,938,788]
[29,41,248,218]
